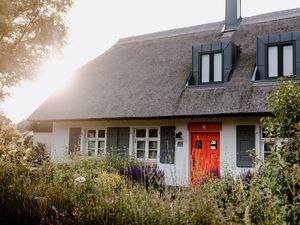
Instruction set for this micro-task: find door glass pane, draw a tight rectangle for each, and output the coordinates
[149,150,157,159]
[214,53,222,82]
[87,130,96,138]
[283,45,293,76]
[196,140,202,149]
[201,54,210,83]
[137,141,145,149]
[149,129,158,138]
[137,150,145,159]
[136,129,146,138]
[98,130,105,138]
[149,141,157,149]
[268,46,278,77]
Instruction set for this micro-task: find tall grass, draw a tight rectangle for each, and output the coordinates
[0,154,297,224]
[0,155,252,225]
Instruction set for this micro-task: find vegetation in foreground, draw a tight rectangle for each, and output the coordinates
[0,79,299,225]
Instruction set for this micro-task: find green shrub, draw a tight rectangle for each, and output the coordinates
[250,79,300,225]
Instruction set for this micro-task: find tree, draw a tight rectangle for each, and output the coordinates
[249,79,300,224]
[0,124,20,145]
[0,110,11,127]
[0,0,73,100]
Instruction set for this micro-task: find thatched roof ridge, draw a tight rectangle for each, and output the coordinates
[28,8,300,121]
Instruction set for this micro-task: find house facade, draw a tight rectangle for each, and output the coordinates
[28,0,300,186]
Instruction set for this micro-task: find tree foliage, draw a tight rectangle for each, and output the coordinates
[0,124,19,145]
[262,78,300,138]
[250,79,300,224]
[0,0,72,99]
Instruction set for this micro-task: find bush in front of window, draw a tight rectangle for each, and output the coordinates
[249,78,300,224]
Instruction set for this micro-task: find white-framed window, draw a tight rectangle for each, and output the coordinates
[201,52,223,83]
[267,44,294,78]
[86,129,106,156]
[260,127,285,161]
[134,128,158,160]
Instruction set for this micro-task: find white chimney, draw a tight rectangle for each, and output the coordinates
[225,0,242,32]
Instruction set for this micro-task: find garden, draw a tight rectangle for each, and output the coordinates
[0,80,299,225]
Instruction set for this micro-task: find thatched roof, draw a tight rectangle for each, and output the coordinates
[28,8,300,121]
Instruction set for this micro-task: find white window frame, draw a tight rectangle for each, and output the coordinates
[267,46,278,77]
[85,128,106,156]
[133,128,159,161]
[283,45,294,76]
[260,127,285,161]
[200,52,223,84]
[267,44,294,78]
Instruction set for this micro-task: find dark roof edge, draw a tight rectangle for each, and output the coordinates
[242,7,300,25]
[117,21,223,45]
[117,8,300,45]
[28,112,272,122]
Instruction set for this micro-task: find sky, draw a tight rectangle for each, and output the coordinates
[2,0,300,123]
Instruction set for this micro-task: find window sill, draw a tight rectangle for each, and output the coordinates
[251,77,300,86]
[186,83,227,89]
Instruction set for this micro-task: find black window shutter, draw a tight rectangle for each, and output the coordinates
[223,41,240,82]
[295,32,300,79]
[191,45,201,85]
[160,126,175,164]
[118,127,130,154]
[223,41,233,82]
[256,36,267,80]
[106,128,118,153]
[69,128,81,153]
[107,127,130,154]
[236,125,255,168]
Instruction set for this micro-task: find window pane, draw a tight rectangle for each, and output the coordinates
[264,143,272,160]
[136,129,146,138]
[149,141,157,150]
[214,53,222,82]
[97,140,105,155]
[137,141,145,149]
[88,140,95,149]
[283,45,293,76]
[137,150,145,159]
[98,141,105,149]
[201,54,210,83]
[88,140,95,156]
[87,130,96,138]
[268,46,278,77]
[98,130,105,138]
[149,129,158,138]
[149,150,157,159]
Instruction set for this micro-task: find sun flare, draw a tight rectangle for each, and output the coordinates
[2,57,75,123]
[38,58,74,93]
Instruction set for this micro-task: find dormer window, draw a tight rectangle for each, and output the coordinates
[201,53,222,83]
[256,32,300,81]
[267,44,294,78]
[188,41,240,86]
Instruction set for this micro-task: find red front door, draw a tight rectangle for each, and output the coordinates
[190,132,220,185]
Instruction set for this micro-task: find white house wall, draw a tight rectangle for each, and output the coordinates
[33,132,52,155]
[49,117,262,186]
